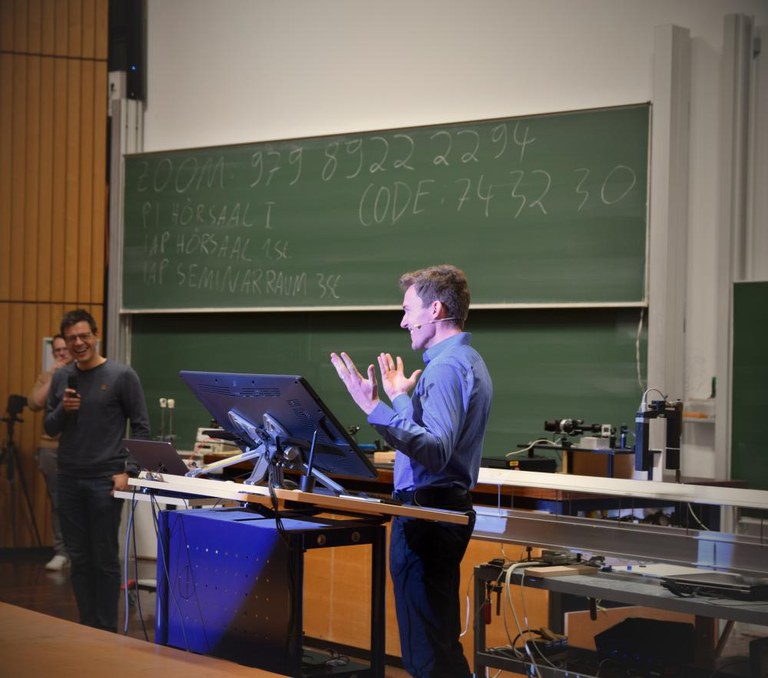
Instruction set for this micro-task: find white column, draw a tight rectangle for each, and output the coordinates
[715,14,756,482]
[647,24,691,479]
[106,72,144,363]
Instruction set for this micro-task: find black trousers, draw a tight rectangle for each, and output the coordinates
[390,488,475,678]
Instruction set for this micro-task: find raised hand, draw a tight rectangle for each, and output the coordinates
[330,351,380,414]
[377,353,422,402]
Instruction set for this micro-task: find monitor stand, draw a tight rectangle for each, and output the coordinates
[185,410,345,495]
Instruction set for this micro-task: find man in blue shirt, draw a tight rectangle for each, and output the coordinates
[331,264,492,678]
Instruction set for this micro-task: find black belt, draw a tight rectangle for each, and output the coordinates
[393,486,471,509]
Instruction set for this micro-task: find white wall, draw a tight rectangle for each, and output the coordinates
[141,0,768,478]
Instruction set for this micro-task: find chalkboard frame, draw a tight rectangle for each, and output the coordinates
[121,103,650,312]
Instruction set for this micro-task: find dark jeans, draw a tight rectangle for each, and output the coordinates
[58,474,123,632]
[390,490,475,678]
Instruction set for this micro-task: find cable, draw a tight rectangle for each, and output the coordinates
[460,568,473,638]
[505,438,559,458]
[129,493,149,640]
[150,492,194,653]
[121,493,137,634]
[518,568,564,671]
[686,503,710,531]
[503,561,544,676]
[635,308,645,391]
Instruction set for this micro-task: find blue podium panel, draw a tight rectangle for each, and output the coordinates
[155,507,386,677]
[157,509,294,672]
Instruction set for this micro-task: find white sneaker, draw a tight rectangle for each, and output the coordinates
[45,554,69,571]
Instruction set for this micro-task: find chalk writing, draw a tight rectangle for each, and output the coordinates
[135,156,225,193]
[123,105,649,309]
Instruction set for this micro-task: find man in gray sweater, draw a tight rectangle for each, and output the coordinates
[44,309,150,632]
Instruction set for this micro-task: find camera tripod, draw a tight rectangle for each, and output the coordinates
[1,396,42,547]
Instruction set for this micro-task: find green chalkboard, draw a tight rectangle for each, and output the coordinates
[731,281,768,491]
[122,105,649,311]
[129,308,646,463]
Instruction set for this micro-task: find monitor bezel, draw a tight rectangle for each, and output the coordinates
[178,370,378,483]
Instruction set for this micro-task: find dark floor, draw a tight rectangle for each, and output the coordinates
[0,547,159,641]
[0,547,414,677]
[1,548,764,678]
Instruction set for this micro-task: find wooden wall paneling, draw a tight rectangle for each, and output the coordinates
[54,0,69,57]
[51,57,69,300]
[94,0,108,59]
[7,0,27,52]
[67,0,83,58]
[26,0,42,53]
[41,0,56,54]
[64,58,81,302]
[301,530,548,662]
[10,55,26,301]
[0,3,13,51]
[0,304,8,414]
[28,303,60,546]
[81,0,96,58]
[0,55,11,299]
[0,0,109,550]
[303,547,335,640]
[91,62,107,302]
[0,302,9,550]
[1,305,26,547]
[21,302,40,489]
[332,545,374,642]
[25,56,42,301]
[78,60,95,302]
[37,57,55,301]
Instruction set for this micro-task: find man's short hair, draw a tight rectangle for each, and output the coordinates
[399,264,471,329]
[60,309,98,336]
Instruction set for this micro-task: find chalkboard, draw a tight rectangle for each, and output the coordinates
[122,104,649,311]
[129,308,646,463]
[731,281,768,491]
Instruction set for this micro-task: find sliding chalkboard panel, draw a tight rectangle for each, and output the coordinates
[731,281,768,490]
[130,308,645,461]
[123,104,649,311]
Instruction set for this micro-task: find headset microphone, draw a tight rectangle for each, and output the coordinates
[409,317,458,330]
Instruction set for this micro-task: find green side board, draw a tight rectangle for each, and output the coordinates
[732,281,768,490]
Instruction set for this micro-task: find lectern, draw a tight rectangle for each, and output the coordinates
[155,507,386,677]
[152,372,387,676]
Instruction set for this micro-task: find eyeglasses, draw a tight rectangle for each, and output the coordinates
[64,332,94,344]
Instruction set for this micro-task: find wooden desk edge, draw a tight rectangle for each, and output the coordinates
[129,474,470,525]
[0,601,283,677]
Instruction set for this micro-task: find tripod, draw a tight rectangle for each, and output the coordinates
[0,395,42,547]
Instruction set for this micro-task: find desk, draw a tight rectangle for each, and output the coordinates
[208,460,657,517]
[473,562,768,677]
[0,601,284,677]
[260,463,740,529]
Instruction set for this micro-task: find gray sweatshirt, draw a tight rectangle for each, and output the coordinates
[44,360,150,477]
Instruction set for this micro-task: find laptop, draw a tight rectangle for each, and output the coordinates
[661,570,768,601]
[122,438,190,476]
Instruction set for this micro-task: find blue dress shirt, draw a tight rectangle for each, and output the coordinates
[367,332,492,492]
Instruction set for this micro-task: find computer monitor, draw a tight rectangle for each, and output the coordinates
[178,371,378,486]
[122,438,190,476]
